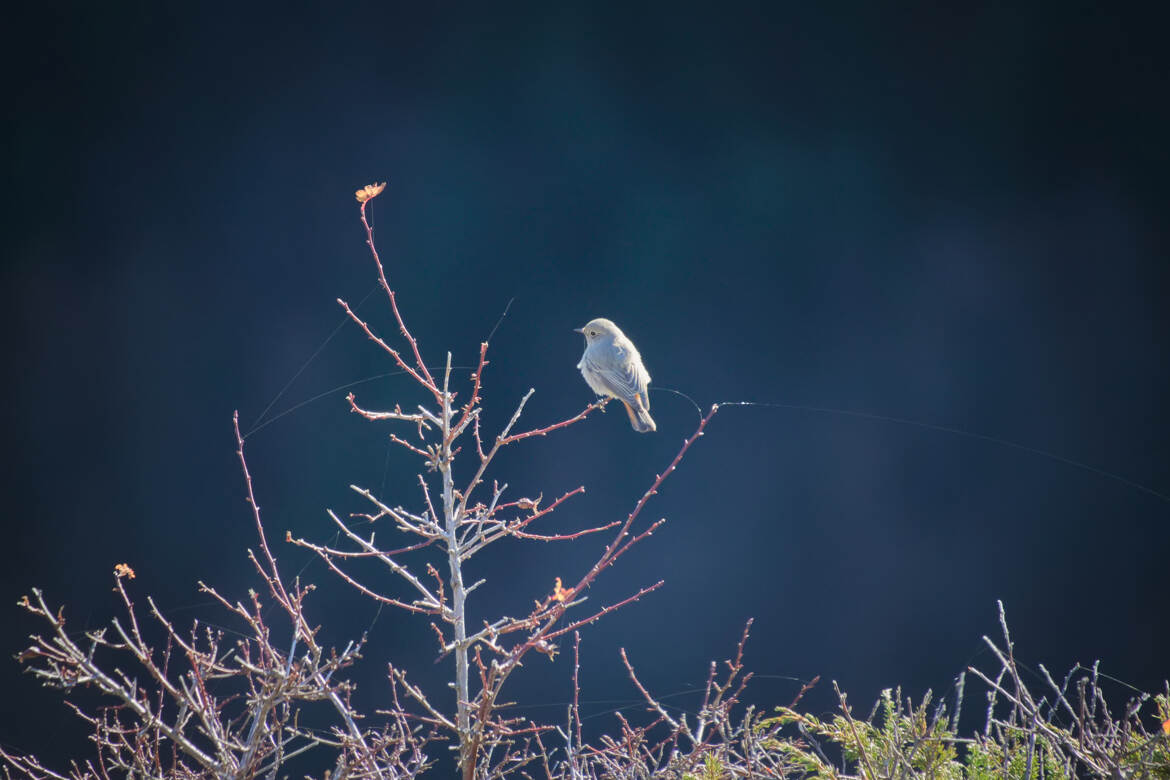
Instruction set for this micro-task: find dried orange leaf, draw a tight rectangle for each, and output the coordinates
[355,181,387,203]
[552,576,574,603]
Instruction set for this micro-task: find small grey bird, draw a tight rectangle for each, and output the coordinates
[575,318,656,433]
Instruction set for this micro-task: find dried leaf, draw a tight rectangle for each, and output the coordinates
[355,181,387,203]
[552,576,574,603]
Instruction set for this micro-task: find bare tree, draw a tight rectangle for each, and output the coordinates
[293,182,719,778]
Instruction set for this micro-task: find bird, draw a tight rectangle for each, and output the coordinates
[575,318,657,433]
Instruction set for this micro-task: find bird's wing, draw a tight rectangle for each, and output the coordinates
[584,348,647,403]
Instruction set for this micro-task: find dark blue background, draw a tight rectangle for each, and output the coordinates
[4,2,1167,771]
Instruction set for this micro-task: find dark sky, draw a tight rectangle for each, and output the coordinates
[3,1,1168,772]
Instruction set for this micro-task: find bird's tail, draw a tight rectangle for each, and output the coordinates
[622,397,657,433]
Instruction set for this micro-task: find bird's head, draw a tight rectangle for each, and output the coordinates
[574,318,622,344]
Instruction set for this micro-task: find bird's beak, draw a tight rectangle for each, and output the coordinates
[573,327,584,334]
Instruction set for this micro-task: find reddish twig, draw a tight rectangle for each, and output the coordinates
[358,193,438,394]
[337,300,440,402]
[569,405,719,600]
[499,402,603,445]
